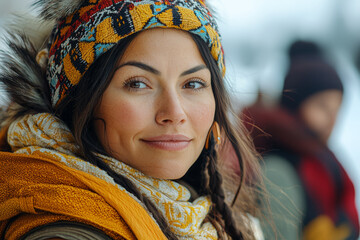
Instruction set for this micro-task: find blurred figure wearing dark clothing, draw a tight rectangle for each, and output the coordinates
[243,41,359,240]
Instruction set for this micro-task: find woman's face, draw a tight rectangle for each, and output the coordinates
[299,89,342,143]
[94,28,215,179]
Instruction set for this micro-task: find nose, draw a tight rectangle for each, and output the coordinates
[155,90,186,125]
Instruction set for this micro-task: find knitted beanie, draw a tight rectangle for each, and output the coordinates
[41,0,224,107]
[280,41,343,111]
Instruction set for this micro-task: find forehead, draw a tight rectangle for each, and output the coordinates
[309,90,342,103]
[300,90,343,113]
[118,28,205,70]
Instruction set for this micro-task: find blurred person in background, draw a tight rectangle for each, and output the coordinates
[241,40,359,240]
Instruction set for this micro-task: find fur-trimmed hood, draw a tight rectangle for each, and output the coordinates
[0,15,55,128]
[0,0,85,127]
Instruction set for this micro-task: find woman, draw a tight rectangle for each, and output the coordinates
[243,41,359,240]
[0,0,261,239]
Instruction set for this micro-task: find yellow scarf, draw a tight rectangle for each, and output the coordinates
[7,113,217,239]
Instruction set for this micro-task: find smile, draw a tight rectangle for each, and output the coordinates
[141,135,191,151]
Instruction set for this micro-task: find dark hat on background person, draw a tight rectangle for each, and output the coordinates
[280,40,344,112]
[288,40,322,63]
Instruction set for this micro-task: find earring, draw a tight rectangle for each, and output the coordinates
[205,121,221,150]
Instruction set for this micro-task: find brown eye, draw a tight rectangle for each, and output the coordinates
[129,81,146,88]
[183,79,207,90]
[124,78,148,90]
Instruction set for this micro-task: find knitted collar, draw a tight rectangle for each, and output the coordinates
[7,113,218,239]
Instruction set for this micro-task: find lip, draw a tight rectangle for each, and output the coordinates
[141,134,192,151]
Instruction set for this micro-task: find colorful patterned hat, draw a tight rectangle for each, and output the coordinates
[45,0,225,107]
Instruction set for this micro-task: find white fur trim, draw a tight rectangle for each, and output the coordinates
[35,0,84,20]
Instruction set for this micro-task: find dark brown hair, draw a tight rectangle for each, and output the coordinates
[56,31,261,240]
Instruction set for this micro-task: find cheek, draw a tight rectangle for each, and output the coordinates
[198,105,215,123]
[112,101,147,128]
[189,98,216,135]
[301,106,327,132]
[97,97,151,139]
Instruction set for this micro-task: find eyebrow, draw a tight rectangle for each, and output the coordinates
[116,61,208,76]
[180,65,208,76]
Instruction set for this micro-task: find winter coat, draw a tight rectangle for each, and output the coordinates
[0,146,166,239]
[242,104,359,240]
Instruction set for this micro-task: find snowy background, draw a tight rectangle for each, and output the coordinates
[210,0,360,221]
[1,0,359,232]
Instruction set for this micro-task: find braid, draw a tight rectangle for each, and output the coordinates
[206,135,244,240]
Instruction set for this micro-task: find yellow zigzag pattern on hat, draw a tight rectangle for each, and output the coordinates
[46,0,224,107]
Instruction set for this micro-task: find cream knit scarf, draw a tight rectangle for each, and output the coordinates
[7,113,218,239]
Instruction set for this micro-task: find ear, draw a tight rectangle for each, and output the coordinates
[34,0,84,20]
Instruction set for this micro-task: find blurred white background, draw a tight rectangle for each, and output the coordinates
[0,0,359,233]
[210,0,360,221]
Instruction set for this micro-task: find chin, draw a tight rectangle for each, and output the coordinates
[142,154,198,180]
[146,167,189,180]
